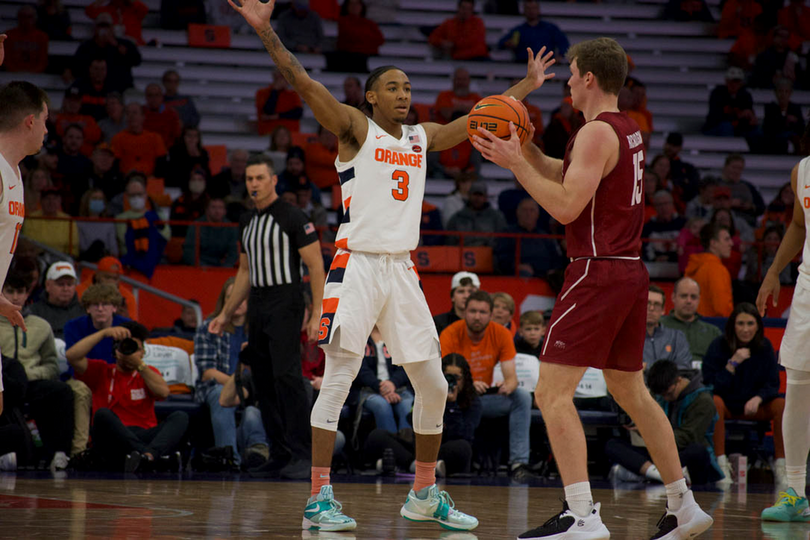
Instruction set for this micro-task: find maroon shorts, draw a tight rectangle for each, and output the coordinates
[540,258,648,372]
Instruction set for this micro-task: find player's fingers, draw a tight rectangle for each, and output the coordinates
[476,126,499,142]
[508,121,519,140]
[226,0,242,12]
[526,47,534,63]
[542,49,554,63]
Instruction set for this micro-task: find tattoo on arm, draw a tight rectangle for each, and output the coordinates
[258,27,306,86]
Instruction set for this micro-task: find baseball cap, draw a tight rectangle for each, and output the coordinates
[46,261,77,281]
[97,256,123,274]
[713,186,732,199]
[451,271,480,291]
[469,181,487,195]
[725,67,744,81]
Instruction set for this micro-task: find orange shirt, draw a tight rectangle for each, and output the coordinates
[85,0,149,45]
[433,90,482,124]
[440,319,517,386]
[255,87,303,135]
[428,16,489,60]
[4,27,49,73]
[143,106,182,149]
[778,5,810,48]
[524,102,544,145]
[111,129,167,176]
[304,141,339,189]
[718,0,762,39]
[76,278,139,321]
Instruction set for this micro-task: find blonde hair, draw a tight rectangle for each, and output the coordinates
[492,292,515,315]
[520,310,545,327]
[566,38,628,96]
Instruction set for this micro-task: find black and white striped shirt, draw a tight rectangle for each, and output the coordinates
[239,199,318,288]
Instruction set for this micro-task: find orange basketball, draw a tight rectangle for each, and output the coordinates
[466,95,531,145]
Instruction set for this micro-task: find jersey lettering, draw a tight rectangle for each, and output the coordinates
[8,200,24,218]
[374,148,423,168]
[630,149,644,207]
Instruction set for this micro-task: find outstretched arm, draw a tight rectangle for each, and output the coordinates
[230,0,367,143]
[425,47,556,152]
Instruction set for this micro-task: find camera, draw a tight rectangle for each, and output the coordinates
[114,337,139,356]
[444,373,458,392]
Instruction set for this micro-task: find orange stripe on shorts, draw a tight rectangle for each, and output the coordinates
[330,253,350,270]
[322,297,340,314]
[343,196,352,210]
[335,238,348,249]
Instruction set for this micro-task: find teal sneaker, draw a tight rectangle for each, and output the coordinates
[302,485,357,531]
[400,484,478,531]
[761,488,810,522]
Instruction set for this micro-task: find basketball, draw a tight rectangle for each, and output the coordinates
[466,95,531,145]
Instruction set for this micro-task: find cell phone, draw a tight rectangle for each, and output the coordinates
[484,386,500,395]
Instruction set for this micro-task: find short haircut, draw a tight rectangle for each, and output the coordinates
[365,65,403,95]
[64,123,84,137]
[120,320,149,343]
[673,277,700,296]
[565,37,628,95]
[491,292,515,315]
[647,360,679,396]
[465,290,493,311]
[0,81,50,133]
[4,265,32,291]
[699,222,730,250]
[519,310,545,327]
[246,154,276,174]
[81,283,123,309]
[724,153,745,166]
[648,284,665,303]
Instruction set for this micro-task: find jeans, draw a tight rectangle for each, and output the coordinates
[364,428,473,475]
[363,389,414,434]
[480,388,532,465]
[204,384,268,465]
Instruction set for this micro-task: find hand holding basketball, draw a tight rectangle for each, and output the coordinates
[471,122,525,172]
[228,0,275,29]
[525,46,556,91]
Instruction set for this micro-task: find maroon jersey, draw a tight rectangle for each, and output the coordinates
[561,112,645,259]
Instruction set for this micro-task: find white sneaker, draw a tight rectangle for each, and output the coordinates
[717,455,732,485]
[650,490,713,539]
[518,501,610,539]
[774,458,787,487]
[50,451,69,471]
[436,460,446,478]
[682,466,692,486]
[609,463,644,483]
[0,452,17,471]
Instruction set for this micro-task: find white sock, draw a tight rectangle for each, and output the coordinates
[564,481,594,518]
[645,464,663,482]
[665,478,688,511]
[787,465,807,497]
[783,370,810,497]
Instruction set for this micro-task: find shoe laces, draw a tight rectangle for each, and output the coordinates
[434,489,458,516]
[321,497,349,520]
[776,491,801,507]
[541,500,570,528]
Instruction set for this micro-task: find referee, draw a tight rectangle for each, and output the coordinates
[209,155,324,480]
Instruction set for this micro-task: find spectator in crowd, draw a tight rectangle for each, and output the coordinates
[366,0,399,23]
[440,291,534,480]
[269,126,293,154]
[172,302,199,336]
[68,58,113,122]
[717,0,762,39]
[662,132,701,203]
[160,0,206,29]
[514,311,545,358]
[37,147,61,188]
[434,271,479,336]
[292,178,328,230]
[607,360,723,485]
[85,0,149,45]
[77,188,119,261]
[644,285,694,372]
[98,92,126,142]
[143,83,182,150]
[276,0,324,54]
[256,69,304,136]
[543,96,584,159]
[710,207,750,278]
[498,179,532,226]
[619,86,651,150]
[22,188,80,257]
[434,68,482,125]
[433,113,481,179]
[24,168,53,213]
[211,149,248,201]
[76,256,138,321]
[332,0,384,72]
[649,155,673,197]
[165,127,211,188]
[677,217,707,274]
[428,0,489,61]
[728,15,770,72]
[277,147,321,203]
[343,76,364,110]
[3,6,49,74]
[442,171,475,228]
[56,124,94,210]
[751,26,800,90]
[491,292,516,336]
[88,143,123,201]
[497,0,568,63]
[763,78,805,155]
[194,277,267,468]
[162,70,201,129]
[111,103,167,176]
[420,200,444,247]
[217,367,273,469]
[685,223,734,317]
[661,277,722,363]
[446,181,507,248]
[68,320,189,472]
[113,174,171,263]
[642,191,687,262]
[720,153,765,223]
[183,198,239,267]
[702,303,785,485]
[662,0,714,21]
[685,177,718,220]
[629,81,654,136]
[304,125,339,190]
[745,225,794,285]
[760,182,794,234]
[354,326,414,434]
[205,0,252,33]
[778,0,810,46]
[36,0,72,41]
[71,14,141,93]
[364,353,481,476]
[496,197,563,278]
[65,283,130,364]
[28,262,84,341]
[55,90,102,157]
[0,269,74,471]
[703,67,760,139]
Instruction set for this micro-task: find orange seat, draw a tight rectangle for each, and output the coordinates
[187,24,231,48]
[411,246,493,273]
[165,237,185,264]
[204,144,228,176]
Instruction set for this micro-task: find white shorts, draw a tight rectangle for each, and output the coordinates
[318,249,440,365]
[779,280,810,372]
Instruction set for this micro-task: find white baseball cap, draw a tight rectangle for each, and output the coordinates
[451,271,480,291]
[46,262,77,281]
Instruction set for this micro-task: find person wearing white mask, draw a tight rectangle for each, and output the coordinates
[170,168,210,238]
[78,188,118,259]
[114,173,170,256]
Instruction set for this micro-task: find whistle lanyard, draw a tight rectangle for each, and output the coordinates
[107,367,137,407]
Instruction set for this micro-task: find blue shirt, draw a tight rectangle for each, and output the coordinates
[497,21,569,63]
[64,314,132,364]
[228,325,246,375]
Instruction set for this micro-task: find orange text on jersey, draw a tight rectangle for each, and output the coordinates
[374,148,423,168]
[8,201,24,218]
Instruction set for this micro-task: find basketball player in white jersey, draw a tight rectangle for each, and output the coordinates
[230,0,555,531]
[758,144,810,522]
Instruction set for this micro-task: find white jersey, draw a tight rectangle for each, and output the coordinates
[333,117,428,254]
[797,157,810,289]
[0,152,24,290]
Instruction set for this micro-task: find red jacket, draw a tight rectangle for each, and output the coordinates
[337,15,384,55]
[429,16,489,60]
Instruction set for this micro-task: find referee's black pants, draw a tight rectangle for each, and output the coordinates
[248,285,312,460]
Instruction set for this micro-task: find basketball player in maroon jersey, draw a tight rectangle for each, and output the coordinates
[473,38,713,540]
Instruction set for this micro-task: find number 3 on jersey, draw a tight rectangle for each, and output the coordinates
[630,150,644,206]
[391,170,409,201]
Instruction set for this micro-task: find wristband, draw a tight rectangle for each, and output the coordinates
[728,360,739,368]
[137,363,146,372]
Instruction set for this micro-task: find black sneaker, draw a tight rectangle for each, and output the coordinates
[382,448,396,476]
[68,450,97,472]
[510,463,539,483]
[280,458,311,480]
[519,501,610,539]
[124,451,143,473]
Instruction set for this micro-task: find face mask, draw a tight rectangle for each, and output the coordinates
[189,180,206,195]
[89,199,106,214]
[129,195,146,210]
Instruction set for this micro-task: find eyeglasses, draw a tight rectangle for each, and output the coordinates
[647,302,664,310]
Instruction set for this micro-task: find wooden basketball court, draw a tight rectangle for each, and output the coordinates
[0,473,799,539]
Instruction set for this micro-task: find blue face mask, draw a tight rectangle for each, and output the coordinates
[89,199,106,214]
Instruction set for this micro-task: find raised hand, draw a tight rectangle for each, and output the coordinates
[525,46,556,91]
[227,0,275,30]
